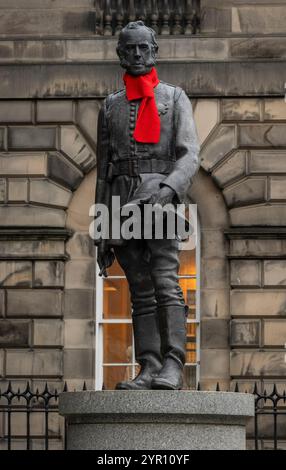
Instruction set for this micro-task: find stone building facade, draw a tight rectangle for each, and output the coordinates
[0,0,286,448]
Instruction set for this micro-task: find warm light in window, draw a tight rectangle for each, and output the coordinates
[98,241,199,390]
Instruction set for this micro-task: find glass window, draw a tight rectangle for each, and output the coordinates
[95,222,200,390]
[103,278,131,319]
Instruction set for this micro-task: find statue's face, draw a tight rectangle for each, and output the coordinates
[117,28,157,76]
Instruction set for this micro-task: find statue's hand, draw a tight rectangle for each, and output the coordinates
[146,185,176,207]
[97,243,115,278]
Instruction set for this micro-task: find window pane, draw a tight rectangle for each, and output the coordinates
[179,249,196,276]
[103,278,131,319]
[103,323,133,364]
[186,323,197,363]
[179,278,196,318]
[183,365,197,390]
[103,366,129,390]
[107,258,125,276]
[103,363,141,390]
[100,235,199,390]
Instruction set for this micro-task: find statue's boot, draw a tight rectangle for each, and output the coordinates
[115,311,163,390]
[151,305,188,390]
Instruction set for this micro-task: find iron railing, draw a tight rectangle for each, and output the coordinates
[253,383,286,451]
[0,381,86,451]
[94,0,200,36]
[1,381,285,450]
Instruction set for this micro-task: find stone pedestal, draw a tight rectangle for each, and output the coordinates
[59,390,254,450]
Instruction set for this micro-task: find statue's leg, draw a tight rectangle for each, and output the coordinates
[112,239,162,390]
[147,238,189,390]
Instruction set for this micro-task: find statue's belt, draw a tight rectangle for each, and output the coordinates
[106,158,175,181]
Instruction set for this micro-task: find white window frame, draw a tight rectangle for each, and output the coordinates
[94,221,200,391]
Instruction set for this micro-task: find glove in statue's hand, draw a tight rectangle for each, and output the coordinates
[97,243,115,278]
[146,185,175,206]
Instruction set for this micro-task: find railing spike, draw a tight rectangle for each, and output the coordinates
[83,381,87,391]
[253,382,258,395]
[216,382,220,392]
[7,380,12,393]
[197,381,201,391]
[44,382,49,394]
[234,382,239,393]
[63,382,68,393]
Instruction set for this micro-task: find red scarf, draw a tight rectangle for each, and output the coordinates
[123,67,160,144]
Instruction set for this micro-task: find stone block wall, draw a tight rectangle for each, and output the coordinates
[0,0,96,37]
[0,99,100,396]
[0,96,100,448]
[229,239,286,448]
[229,238,286,383]
[195,95,286,448]
[201,0,286,34]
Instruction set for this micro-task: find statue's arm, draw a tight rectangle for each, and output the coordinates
[94,97,115,276]
[159,88,200,203]
[95,98,109,203]
[94,98,110,247]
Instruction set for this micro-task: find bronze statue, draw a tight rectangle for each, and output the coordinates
[95,21,200,390]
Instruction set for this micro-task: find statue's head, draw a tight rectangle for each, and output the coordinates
[116,21,158,76]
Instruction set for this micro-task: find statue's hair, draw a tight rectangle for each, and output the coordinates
[117,20,158,52]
